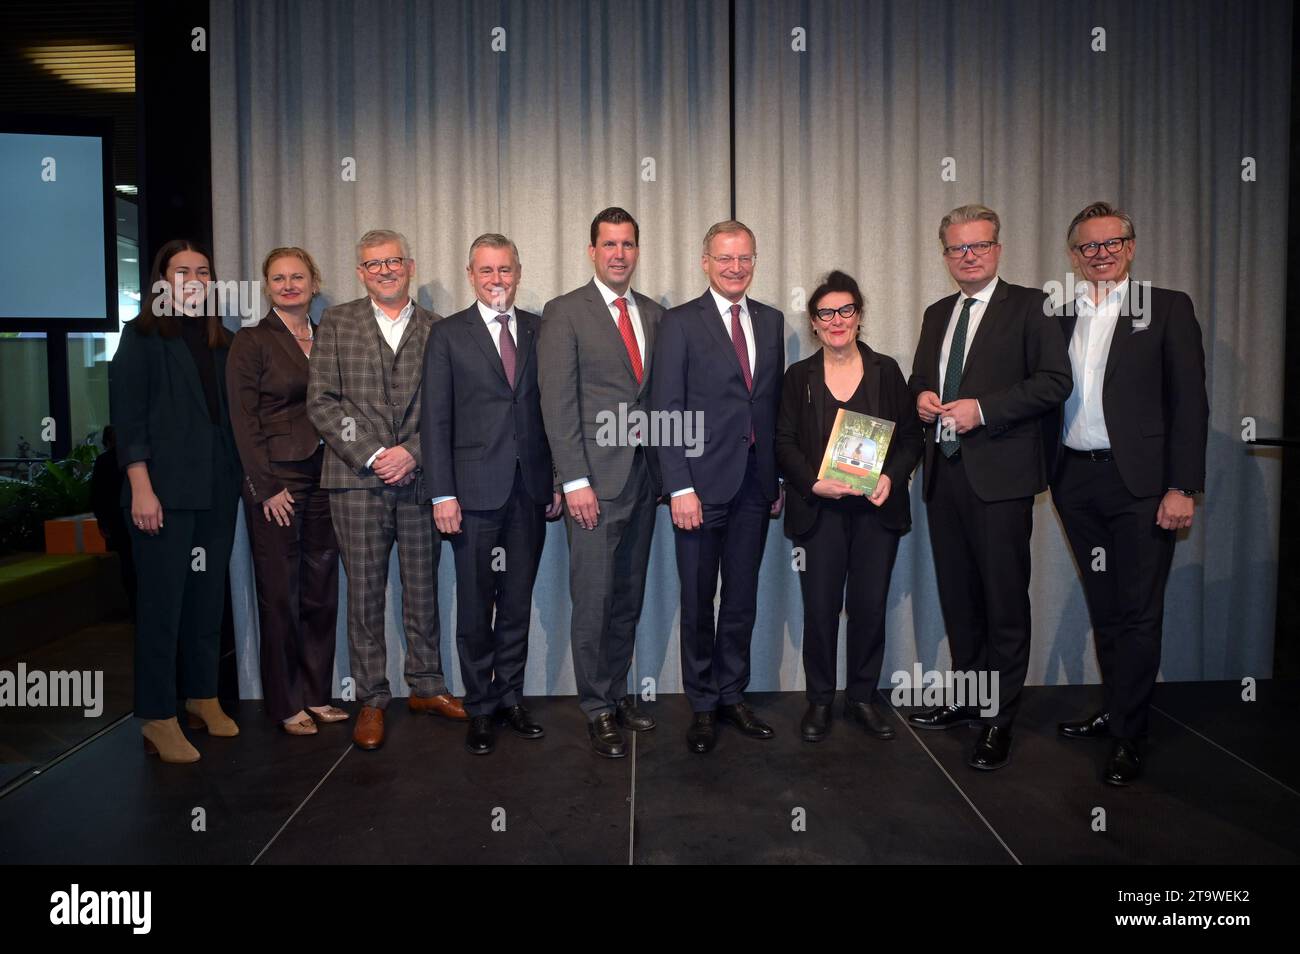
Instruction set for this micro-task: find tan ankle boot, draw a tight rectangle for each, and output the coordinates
[185,697,239,737]
[142,718,200,763]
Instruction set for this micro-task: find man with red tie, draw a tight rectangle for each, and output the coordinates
[537,208,664,759]
[651,220,786,754]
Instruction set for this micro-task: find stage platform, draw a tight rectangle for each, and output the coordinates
[1,682,1296,865]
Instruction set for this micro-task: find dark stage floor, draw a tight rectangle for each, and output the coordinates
[1,682,1296,865]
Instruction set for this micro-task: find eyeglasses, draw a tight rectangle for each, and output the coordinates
[1073,237,1131,258]
[814,304,859,322]
[361,257,407,274]
[942,241,998,259]
[707,254,756,268]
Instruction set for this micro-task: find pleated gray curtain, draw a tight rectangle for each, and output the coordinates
[210,0,1287,701]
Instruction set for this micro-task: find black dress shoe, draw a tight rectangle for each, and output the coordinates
[1059,711,1110,740]
[800,703,831,742]
[466,715,495,755]
[615,695,656,732]
[496,704,544,739]
[908,704,982,730]
[588,712,627,759]
[845,699,895,740]
[969,725,1012,770]
[719,702,774,739]
[1104,740,1143,786]
[687,711,717,753]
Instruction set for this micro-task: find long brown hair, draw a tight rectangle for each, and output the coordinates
[133,238,233,348]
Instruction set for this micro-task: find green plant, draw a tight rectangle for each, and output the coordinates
[0,444,98,555]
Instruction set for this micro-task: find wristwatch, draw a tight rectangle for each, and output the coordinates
[1168,488,1197,497]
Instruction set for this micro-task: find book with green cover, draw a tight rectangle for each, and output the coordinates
[816,409,895,496]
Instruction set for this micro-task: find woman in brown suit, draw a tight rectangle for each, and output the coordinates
[228,247,345,735]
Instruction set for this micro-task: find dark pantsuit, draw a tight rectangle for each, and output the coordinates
[566,449,657,719]
[244,449,339,722]
[129,494,239,719]
[797,505,901,705]
[675,448,771,712]
[926,451,1033,728]
[1053,455,1174,740]
[329,482,445,709]
[452,466,546,717]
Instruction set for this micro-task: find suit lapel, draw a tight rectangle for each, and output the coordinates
[809,350,828,447]
[585,281,641,387]
[960,278,1006,380]
[700,291,749,387]
[466,307,511,388]
[514,312,537,392]
[356,299,390,402]
[929,292,960,388]
[1102,279,1144,388]
[264,309,311,372]
[860,342,881,416]
[164,335,210,419]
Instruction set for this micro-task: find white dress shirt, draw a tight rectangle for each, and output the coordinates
[365,296,415,470]
[562,279,647,494]
[933,276,995,440]
[1062,277,1129,451]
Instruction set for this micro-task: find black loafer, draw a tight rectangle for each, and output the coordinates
[588,712,626,759]
[908,704,982,730]
[465,715,495,755]
[845,698,895,740]
[687,711,717,753]
[969,725,1012,770]
[1059,711,1110,740]
[719,702,774,739]
[1104,740,1143,786]
[800,703,831,742]
[616,695,656,732]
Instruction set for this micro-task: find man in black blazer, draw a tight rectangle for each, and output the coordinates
[1045,202,1208,785]
[421,234,562,755]
[537,208,664,759]
[908,204,1072,770]
[651,220,785,754]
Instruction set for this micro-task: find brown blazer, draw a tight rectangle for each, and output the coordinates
[307,295,439,492]
[227,309,324,504]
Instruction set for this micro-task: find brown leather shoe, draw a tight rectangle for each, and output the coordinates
[407,692,468,721]
[352,706,385,749]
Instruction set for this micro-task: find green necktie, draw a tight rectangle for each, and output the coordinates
[940,297,977,458]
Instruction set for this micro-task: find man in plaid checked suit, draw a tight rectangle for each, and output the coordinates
[307,229,467,750]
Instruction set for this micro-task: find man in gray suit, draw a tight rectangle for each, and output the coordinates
[538,207,663,758]
[307,229,466,751]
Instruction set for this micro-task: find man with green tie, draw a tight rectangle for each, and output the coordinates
[907,204,1072,771]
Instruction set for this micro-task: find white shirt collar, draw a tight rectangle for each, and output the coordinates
[593,278,635,308]
[476,299,516,324]
[709,286,748,317]
[371,297,414,323]
[1075,275,1130,312]
[959,276,999,304]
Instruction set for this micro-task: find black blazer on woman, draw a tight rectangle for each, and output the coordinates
[109,317,242,509]
[775,340,924,537]
[227,309,324,504]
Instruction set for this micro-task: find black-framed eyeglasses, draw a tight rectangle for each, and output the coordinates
[1073,237,1132,258]
[814,304,859,322]
[361,257,407,274]
[942,241,998,259]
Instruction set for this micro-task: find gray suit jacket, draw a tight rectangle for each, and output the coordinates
[538,279,663,500]
[307,295,440,492]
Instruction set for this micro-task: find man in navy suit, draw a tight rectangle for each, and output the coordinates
[421,233,562,755]
[651,220,785,753]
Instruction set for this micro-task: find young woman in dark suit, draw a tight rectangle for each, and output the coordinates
[227,247,344,736]
[110,239,243,763]
[774,271,924,743]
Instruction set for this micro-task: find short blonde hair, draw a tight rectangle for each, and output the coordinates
[939,204,1000,246]
[261,246,322,289]
[702,219,757,255]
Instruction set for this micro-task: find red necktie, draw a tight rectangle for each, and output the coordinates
[730,303,755,445]
[614,297,643,384]
[496,314,517,387]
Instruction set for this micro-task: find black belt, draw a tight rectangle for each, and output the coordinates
[1065,447,1114,462]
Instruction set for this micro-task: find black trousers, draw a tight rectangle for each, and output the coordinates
[675,448,772,712]
[451,466,547,717]
[1052,454,1175,740]
[925,451,1033,729]
[128,493,239,720]
[797,504,901,705]
[244,449,339,723]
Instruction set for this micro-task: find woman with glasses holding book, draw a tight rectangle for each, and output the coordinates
[774,270,923,743]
